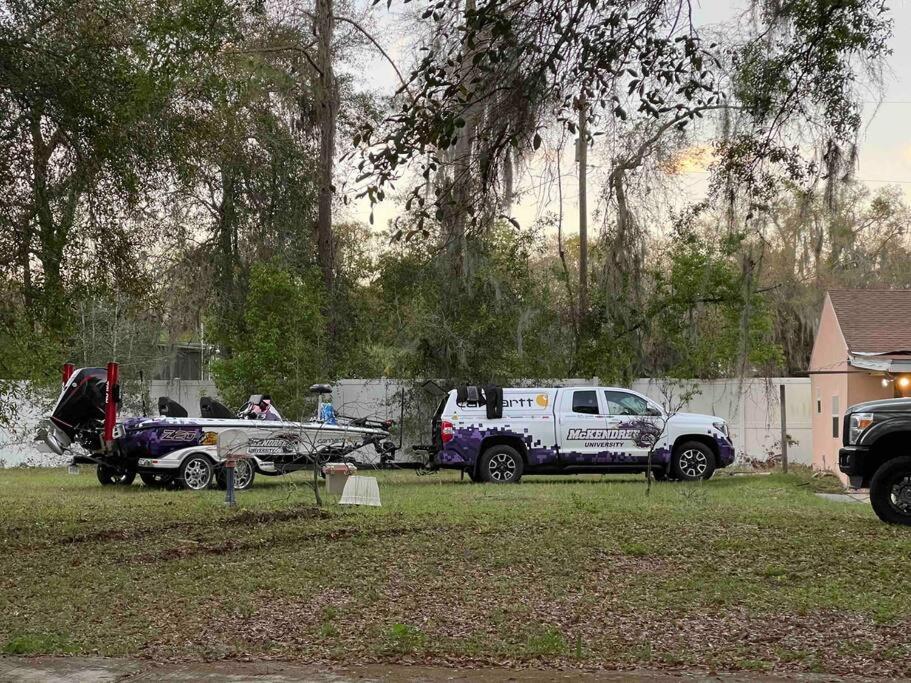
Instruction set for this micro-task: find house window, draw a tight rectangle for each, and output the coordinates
[816,390,821,414]
[832,396,840,438]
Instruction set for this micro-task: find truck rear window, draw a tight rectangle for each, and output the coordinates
[572,390,599,414]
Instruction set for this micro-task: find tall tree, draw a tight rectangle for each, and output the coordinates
[354,0,889,373]
[0,0,239,331]
[315,0,338,292]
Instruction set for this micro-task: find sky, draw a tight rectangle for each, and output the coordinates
[342,0,911,236]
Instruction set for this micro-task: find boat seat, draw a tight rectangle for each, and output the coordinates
[158,397,188,418]
[200,396,234,419]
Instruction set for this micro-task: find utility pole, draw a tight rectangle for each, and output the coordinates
[577,97,588,319]
[779,383,789,473]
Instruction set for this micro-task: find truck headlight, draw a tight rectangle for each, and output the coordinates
[848,413,875,444]
[713,421,728,436]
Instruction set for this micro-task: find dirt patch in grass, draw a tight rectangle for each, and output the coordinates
[135,523,459,563]
[142,599,911,678]
[57,504,328,547]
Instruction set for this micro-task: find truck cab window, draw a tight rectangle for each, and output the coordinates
[571,390,600,415]
[603,390,650,416]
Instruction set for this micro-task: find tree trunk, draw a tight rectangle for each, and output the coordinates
[316,0,336,292]
[215,163,238,355]
[17,211,34,309]
[439,0,477,280]
[217,164,237,293]
[577,98,588,319]
[30,109,66,328]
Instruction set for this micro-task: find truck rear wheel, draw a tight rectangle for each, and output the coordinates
[672,441,716,481]
[870,456,911,526]
[478,445,524,483]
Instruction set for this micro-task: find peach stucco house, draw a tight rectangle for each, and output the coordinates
[810,290,911,480]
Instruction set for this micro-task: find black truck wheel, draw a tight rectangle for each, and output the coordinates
[97,465,136,486]
[870,456,911,526]
[672,441,716,481]
[478,445,524,483]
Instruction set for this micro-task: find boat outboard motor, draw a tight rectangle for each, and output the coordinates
[158,396,188,418]
[200,396,234,419]
[45,367,108,454]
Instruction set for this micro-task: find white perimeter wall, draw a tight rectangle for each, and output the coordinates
[1,377,811,466]
[631,378,812,466]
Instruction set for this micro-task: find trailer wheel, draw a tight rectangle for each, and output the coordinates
[478,445,524,483]
[97,465,136,486]
[140,472,175,488]
[179,455,214,491]
[870,456,911,526]
[672,441,716,481]
[215,459,256,491]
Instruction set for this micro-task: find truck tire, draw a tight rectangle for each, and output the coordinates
[97,465,136,486]
[672,441,716,481]
[478,445,524,483]
[869,456,911,525]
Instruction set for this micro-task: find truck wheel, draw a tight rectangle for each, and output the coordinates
[478,445,524,483]
[869,456,911,525]
[672,441,716,481]
[97,465,136,486]
[179,455,214,491]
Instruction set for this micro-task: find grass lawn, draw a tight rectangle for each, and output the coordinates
[1,466,910,676]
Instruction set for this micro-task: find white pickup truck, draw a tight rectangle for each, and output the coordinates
[431,385,734,483]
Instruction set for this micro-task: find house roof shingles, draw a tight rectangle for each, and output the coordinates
[828,289,911,354]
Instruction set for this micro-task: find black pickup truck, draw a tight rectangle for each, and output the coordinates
[839,397,911,525]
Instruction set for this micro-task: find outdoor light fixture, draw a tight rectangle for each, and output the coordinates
[899,376,911,389]
[882,378,891,388]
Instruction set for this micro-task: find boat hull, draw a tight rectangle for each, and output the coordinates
[117,416,388,461]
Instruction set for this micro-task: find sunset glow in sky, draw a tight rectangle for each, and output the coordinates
[345,0,911,235]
